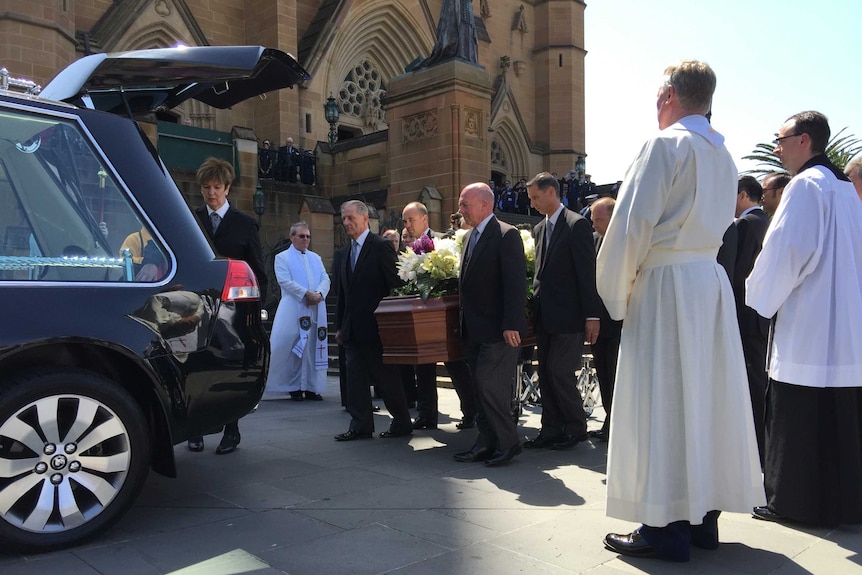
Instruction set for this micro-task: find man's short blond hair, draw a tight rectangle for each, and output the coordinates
[662,60,716,114]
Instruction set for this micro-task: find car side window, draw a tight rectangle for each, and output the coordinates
[0,108,167,282]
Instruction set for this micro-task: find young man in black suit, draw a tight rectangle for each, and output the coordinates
[525,172,601,450]
[734,176,770,463]
[334,200,412,440]
[189,157,268,455]
[455,183,527,466]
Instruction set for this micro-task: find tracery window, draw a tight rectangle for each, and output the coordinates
[491,139,507,169]
[338,59,387,130]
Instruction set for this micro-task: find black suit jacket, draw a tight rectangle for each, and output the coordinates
[733,207,770,338]
[459,216,527,343]
[593,233,623,339]
[335,232,401,344]
[195,205,267,299]
[732,208,769,302]
[532,208,601,334]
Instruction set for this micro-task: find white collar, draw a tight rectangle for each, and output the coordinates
[547,203,565,226]
[206,200,231,219]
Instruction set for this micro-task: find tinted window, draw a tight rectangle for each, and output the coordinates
[0,107,166,282]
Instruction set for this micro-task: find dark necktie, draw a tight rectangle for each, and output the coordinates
[210,212,221,234]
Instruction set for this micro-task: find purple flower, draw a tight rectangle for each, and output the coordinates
[410,234,435,255]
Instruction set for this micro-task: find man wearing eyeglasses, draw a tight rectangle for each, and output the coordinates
[265,222,330,402]
[746,111,862,527]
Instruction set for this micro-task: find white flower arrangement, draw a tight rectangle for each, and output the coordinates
[393,227,536,302]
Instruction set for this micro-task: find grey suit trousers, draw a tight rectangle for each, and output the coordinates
[463,339,520,450]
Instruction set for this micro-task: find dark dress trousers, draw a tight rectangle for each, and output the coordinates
[532,208,601,438]
[459,217,527,451]
[732,207,770,462]
[335,232,411,434]
[195,204,267,437]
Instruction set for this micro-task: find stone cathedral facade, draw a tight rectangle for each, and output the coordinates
[1,0,587,268]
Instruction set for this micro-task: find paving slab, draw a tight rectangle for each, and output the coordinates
[0,375,858,574]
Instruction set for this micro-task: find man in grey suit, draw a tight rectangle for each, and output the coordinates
[525,172,601,450]
[454,183,527,466]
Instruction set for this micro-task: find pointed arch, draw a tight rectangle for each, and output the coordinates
[322,0,433,134]
[492,119,528,182]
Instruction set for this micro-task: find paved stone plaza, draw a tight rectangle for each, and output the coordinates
[1,376,859,574]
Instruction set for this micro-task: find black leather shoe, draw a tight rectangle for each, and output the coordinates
[289,391,304,401]
[334,430,373,441]
[412,417,438,430]
[604,528,657,558]
[304,391,323,401]
[455,415,476,429]
[379,429,412,438]
[215,432,240,455]
[551,433,590,450]
[752,506,790,523]
[589,428,609,442]
[523,433,563,449]
[187,437,204,452]
[485,443,522,466]
[454,445,493,462]
[372,405,381,412]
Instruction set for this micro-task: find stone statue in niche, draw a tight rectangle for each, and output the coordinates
[412,0,478,70]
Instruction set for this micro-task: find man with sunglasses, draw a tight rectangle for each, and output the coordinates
[746,111,862,526]
[760,172,791,217]
[265,222,330,402]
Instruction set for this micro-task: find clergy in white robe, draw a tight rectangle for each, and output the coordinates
[264,227,330,400]
[745,111,862,525]
[596,61,764,562]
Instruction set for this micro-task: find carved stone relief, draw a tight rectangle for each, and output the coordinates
[154,0,171,17]
[464,109,480,137]
[403,111,438,143]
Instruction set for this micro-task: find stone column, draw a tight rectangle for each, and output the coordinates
[385,60,493,220]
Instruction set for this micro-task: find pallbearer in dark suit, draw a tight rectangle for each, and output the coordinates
[401,201,477,431]
[733,176,770,464]
[525,173,601,450]
[188,157,268,455]
[590,197,623,441]
[334,200,412,440]
[454,183,527,466]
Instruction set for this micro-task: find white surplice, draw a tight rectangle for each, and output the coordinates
[596,115,765,526]
[746,163,862,388]
[264,245,330,398]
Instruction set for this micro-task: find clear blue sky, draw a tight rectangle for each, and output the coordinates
[583,0,860,184]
